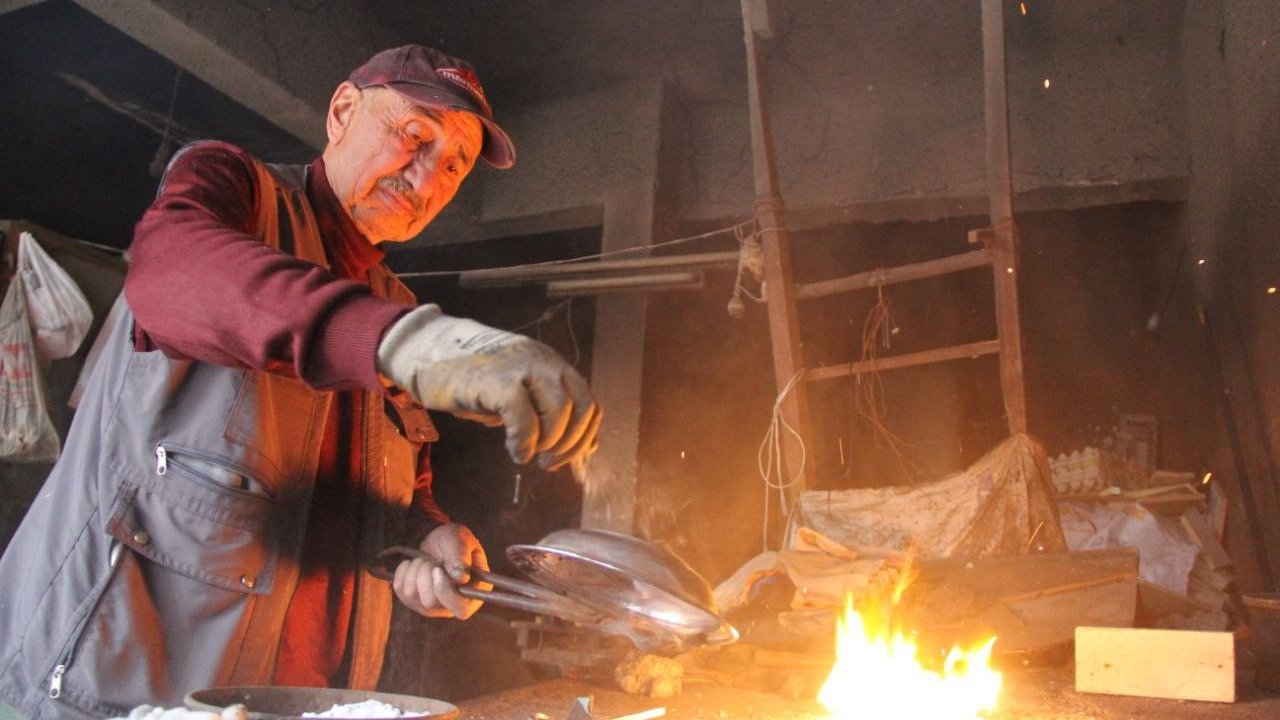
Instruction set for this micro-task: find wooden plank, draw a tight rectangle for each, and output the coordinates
[806,339,1000,382]
[980,0,1028,436]
[1206,479,1229,541]
[1075,627,1235,703]
[1182,508,1233,570]
[901,549,1139,655]
[741,0,814,495]
[794,248,992,300]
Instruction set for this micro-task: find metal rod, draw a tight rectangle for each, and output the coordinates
[796,249,993,300]
[806,340,1001,382]
[457,251,738,287]
[982,0,1029,436]
[545,272,704,297]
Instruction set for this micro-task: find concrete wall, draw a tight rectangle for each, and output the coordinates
[92,0,1190,239]
[426,0,1188,241]
[1181,0,1280,591]
[682,1,1189,223]
[408,81,666,247]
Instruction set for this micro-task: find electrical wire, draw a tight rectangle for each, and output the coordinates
[396,219,755,279]
[758,370,807,552]
[510,299,581,367]
[853,284,921,481]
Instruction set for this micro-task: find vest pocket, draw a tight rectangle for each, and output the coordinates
[154,444,275,501]
[105,455,279,596]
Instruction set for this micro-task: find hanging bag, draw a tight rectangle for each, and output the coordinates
[0,271,61,461]
[18,231,93,361]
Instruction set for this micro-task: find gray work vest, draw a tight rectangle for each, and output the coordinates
[0,144,434,720]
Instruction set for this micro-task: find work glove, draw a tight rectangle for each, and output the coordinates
[377,304,601,470]
[392,523,491,619]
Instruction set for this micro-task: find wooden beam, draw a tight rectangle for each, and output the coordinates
[71,0,326,149]
[806,340,1000,383]
[1181,508,1234,571]
[795,249,992,300]
[741,0,815,498]
[980,0,1028,436]
[1075,627,1235,703]
[0,0,45,14]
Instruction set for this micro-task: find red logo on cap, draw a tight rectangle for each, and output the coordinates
[437,67,492,117]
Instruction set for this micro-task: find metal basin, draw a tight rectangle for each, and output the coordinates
[185,686,458,720]
[507,528,737,648]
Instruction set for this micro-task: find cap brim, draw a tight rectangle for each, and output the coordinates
[382,81,516,169]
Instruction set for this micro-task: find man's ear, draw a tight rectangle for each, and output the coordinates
[327,81,362,145]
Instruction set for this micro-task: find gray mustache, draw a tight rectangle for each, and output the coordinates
[377,178,423,213]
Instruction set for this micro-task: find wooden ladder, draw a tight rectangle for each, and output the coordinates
[741,0,1028,497]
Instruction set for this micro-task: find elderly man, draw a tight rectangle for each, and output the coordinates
[0,45,599,720]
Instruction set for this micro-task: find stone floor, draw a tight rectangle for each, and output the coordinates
[458,663,1280,720]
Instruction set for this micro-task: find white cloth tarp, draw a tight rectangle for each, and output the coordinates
[793,433,1066,558]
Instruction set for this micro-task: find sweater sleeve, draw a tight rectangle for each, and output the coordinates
[125,142,408,391]
[402,445,452,546]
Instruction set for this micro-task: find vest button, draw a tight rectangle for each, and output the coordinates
[240,574,256,589]
[132,530,150,546]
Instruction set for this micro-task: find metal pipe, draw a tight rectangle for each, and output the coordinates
[455,251,738,287]
[546,272,704,297]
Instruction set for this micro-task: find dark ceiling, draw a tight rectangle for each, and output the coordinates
[0,1,315,246]
[0,0,748,249]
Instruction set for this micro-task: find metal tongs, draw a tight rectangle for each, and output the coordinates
[370,529,739,652]
[371,545,605,625]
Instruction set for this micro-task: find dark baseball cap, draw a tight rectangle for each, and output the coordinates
[348,44,515,169]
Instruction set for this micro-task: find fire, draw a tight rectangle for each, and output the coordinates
[817,594,1003,719]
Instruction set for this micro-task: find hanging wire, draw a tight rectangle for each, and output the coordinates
[853,284,921,480]
[396,219,755,279]
[510,299,581,367]
[758,370,807,552]
[149,67,183,178]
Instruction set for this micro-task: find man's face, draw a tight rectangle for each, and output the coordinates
[325,85,484,243]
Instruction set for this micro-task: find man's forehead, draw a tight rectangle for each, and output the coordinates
[381,89,480,131]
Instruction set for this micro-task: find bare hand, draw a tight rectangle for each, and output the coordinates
[391,523,491,619]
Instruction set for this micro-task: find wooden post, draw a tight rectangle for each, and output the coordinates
[741,0,815,504]
[981,0,1029,436]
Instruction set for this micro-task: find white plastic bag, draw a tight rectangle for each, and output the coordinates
[18,231,93,360]
[0,272,61,461]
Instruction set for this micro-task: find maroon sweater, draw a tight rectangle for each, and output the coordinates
[126,142,449,686]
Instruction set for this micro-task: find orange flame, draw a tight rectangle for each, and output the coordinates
[817,594,1002,719]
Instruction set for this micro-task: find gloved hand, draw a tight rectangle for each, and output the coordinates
[377,304,601,470]
[392,523,491,619]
